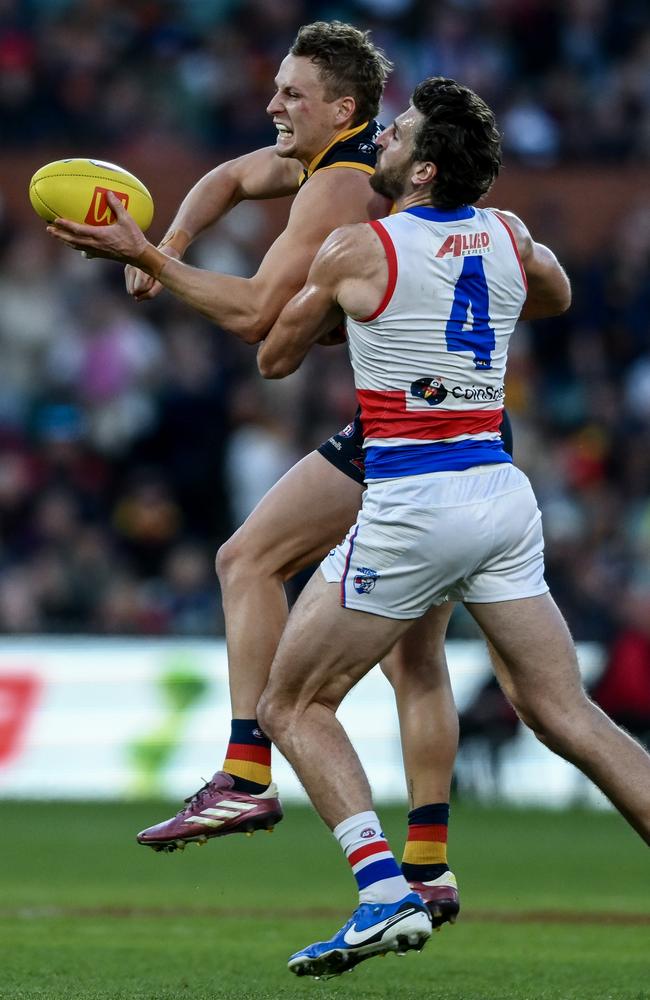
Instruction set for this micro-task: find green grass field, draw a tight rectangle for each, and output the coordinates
[2,800,648,1000]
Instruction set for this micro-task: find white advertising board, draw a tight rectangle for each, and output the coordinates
[0,637,606,806]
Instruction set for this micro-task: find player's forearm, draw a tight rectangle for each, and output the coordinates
[257,320,311,377]
[258,289,342,378]
[140,250,267,342]
[158,162,245,256]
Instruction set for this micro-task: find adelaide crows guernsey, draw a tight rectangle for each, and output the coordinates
[346,205,527,481]
[298,120,382,187]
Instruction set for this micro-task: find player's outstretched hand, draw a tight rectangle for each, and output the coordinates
[47,191,149,266]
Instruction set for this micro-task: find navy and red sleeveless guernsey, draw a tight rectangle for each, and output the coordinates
[346,205,527,481]
[298,119,382,188]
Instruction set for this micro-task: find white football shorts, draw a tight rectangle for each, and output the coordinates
[320,463,548,619]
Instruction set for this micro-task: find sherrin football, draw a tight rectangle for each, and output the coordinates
[29,158,154,230]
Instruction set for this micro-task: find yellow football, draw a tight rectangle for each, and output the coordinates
[29,158,154,231]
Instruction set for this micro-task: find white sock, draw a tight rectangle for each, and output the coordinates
[334,811,411,905]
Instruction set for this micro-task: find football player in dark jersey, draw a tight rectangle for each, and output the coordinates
[49,21,460,924]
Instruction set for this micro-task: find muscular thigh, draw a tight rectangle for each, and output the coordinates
[230,450,364,580]
[381,601,454,683]
[468,594,585,712]
[267,569,415,713]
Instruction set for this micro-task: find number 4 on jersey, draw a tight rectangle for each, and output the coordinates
[444,256,495,370]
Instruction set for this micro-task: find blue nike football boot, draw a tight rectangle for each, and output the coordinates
[287,892,431,978]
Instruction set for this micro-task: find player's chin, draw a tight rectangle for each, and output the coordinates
[274,136,297,158]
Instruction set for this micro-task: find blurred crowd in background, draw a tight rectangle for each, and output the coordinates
[1,0,650,737]
[3,0,650,162]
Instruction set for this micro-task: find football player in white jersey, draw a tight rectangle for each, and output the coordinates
[251,77,650,976]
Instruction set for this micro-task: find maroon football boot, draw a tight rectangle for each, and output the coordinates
[409,871,460,928]
[137,771,283,852]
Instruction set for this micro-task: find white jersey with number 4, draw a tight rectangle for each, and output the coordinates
[346,204,527,481]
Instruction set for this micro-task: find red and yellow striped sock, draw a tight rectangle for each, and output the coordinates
[223,718,271,793]
[401,803,450,882]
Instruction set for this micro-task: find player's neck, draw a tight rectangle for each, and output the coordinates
[301,119,363,170]
[393,190,436,213]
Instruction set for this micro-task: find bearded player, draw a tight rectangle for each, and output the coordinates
[252,78,650,975]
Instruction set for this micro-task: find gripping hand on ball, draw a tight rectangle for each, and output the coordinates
[47,192,151,267]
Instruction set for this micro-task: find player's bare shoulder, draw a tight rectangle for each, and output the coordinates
[318,219,384,274]
[313,220,389,321]
[292,165,388,229]
[490,208,533,260]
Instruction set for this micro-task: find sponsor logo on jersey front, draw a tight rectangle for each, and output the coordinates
[411,377,448,405]
[85,186,129,225]
[436,231,492,258]
[409,376,504,405]
[451,383,505,401]
[353,567,379,594]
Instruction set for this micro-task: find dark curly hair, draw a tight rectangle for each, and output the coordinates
[291,21,392,126]
[411,77,502,208]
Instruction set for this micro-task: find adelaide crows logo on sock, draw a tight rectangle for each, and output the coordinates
[353,567,379,594]
[411,376,448,405]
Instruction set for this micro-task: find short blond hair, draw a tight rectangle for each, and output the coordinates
[291,21,392,125]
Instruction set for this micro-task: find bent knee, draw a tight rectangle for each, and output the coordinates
[380,646,448,691]
[379,657,399,686]
[255,692,272,741]
[256,688,290,746]
[258,679,345,746]
[216,523,294,588]
[379,655,418,691]
[215,534,239,583]
[215,530,265,586]
[514,689,593,745]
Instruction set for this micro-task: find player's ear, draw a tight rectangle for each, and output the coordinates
[412,160,437,189]
[335,95,356,126]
